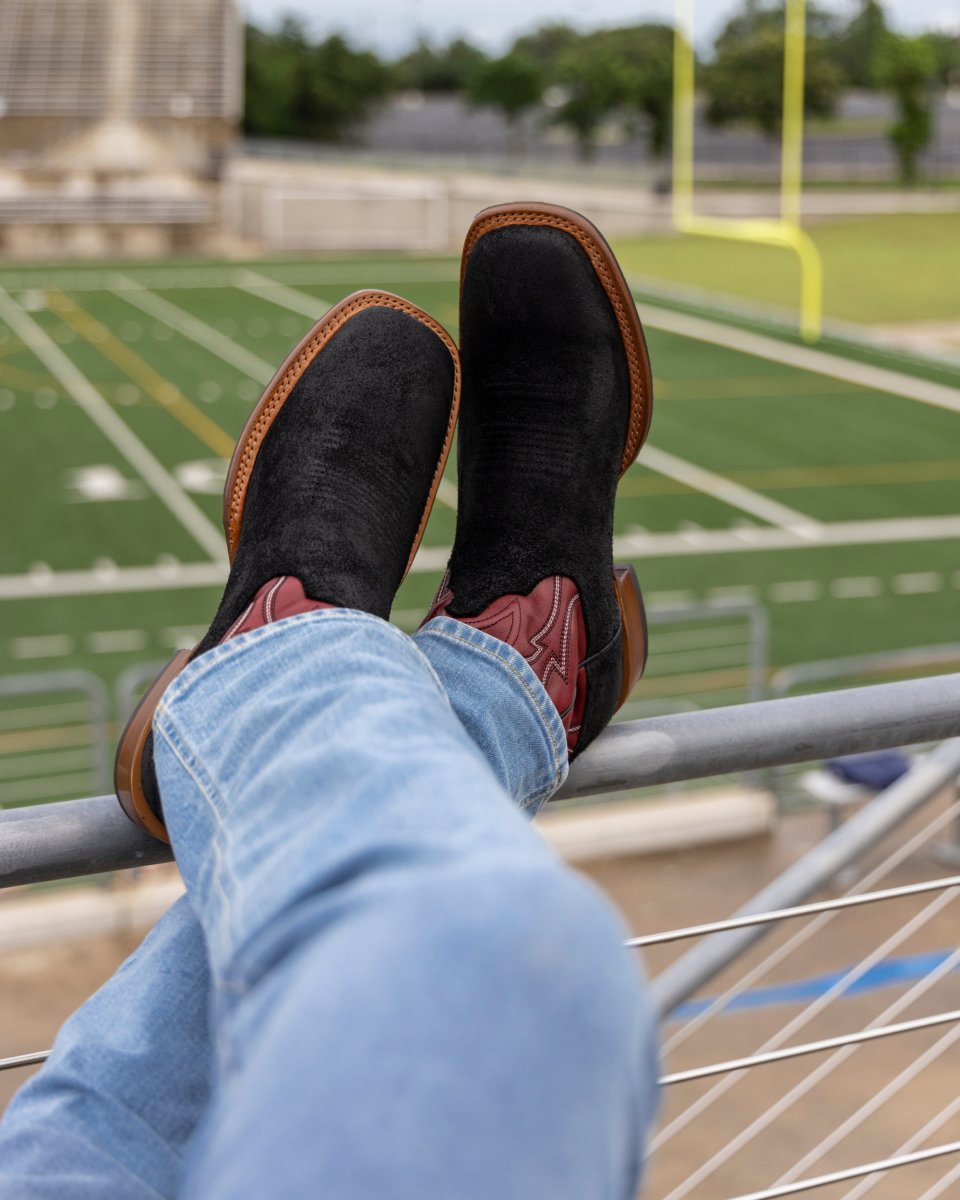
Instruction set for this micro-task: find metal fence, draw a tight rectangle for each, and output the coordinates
[0,671,111,809]
[1,670,959,1198]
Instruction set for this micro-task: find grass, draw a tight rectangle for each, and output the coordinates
[611,211,960,325]
[0,246,958,805]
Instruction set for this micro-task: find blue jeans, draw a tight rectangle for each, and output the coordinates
[0,612,659,1198]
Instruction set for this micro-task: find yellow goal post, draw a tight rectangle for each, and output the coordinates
[672,0,824,342]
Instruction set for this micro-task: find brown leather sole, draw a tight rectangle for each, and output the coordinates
[115,290,461,842]
[613,564,648,708]
[463,203,654,715]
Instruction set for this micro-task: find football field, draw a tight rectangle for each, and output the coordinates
[0,253,958,806]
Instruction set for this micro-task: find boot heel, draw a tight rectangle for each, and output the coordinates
[114,650,191,843]
[613,563,648,709]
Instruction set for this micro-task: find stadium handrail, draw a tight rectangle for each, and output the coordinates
[1,671,958,889]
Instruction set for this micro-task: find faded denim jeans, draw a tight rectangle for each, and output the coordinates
[0,610,659,1198]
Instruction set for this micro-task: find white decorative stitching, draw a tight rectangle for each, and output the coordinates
[526,575,562,667]
[264,575,286,624]
[222,600,255,643]
[540,592,581,690]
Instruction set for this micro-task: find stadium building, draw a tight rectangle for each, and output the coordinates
[0,0,242,256]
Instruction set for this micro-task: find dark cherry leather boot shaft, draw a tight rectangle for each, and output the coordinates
[427,574,589,753]
[219,576,332,643]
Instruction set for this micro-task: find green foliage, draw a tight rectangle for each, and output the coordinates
[875,33,937,183]
[926,31,960,88]
[511,23,580,71]
[467,53,543,127]
[835,0,889,87]
[546,25,675,160]
[244,21,393,143]
[550,37,632,160]
[396,37,487,93]
[603,25,675,158]
[704,2,844,137]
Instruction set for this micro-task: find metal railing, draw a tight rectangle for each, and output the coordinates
[768,643,960,804]
[0,671,956,887]
[1,672,959,1199]
[643,736,960,1199]
[0,671,111,808]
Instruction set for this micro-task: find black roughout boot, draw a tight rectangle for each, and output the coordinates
[425,203,653,758]
[117,291,460,840]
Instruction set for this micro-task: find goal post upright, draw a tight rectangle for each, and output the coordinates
[671,0,824,342]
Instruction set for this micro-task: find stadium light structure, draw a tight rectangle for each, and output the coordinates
[672,0,824,342]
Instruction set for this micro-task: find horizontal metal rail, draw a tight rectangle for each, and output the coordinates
[7,874,955,1079]
[12,1005,957,1082]
[560,671,960,799]
[660,1009,960,1086]
[0,1051,48,1073]
[628,875,960,948]
[726,1141,960,1200]
[1,672,958,888]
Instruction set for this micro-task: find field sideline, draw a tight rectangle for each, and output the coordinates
[0,250,958,805]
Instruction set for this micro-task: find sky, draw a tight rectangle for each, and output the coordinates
[241,0,960,54]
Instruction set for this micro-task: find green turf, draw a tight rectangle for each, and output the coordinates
[0,250,958,807]
[612,212,960,326]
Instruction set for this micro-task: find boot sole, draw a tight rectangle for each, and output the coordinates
[463,204,654,721]
[115,291,461,841]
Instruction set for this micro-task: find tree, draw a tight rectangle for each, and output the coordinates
[511,23,580,72]
[926,31,960,89]
[550,35,634,161]
[243,21,393,143]
[396,37,487,92]
[543,26,675,161]
[836,0,889,88]
[467,53,543,155]
[875,33,937,183]
[597,25,675,158]
[704,3,843,137]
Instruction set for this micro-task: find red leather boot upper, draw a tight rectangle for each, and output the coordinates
[426,574,588,753]
[220,576,333,644]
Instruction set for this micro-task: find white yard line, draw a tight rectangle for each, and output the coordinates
[0,287,226,562]
[10,635,74,659]
[706,584,759,603]
[235,270,332,320]
[112,275,276,384]
[85,629,149,654]
[647,589,697,608]
[641,446,823,536]
[893,571,943,594]
[2,510,960,602]
[639,303,960,416]
[0,561,226,601]
[770,580,822,603]
[409,545,454,573]
[435,478,459,511]
[831,575,884,599]
[618,513,960,558]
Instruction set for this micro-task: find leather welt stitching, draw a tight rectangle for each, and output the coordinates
[463,211,648,473]
[227,293,460,564]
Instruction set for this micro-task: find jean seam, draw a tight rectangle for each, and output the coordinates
[417,626,567,790]
[153,707,240,964]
